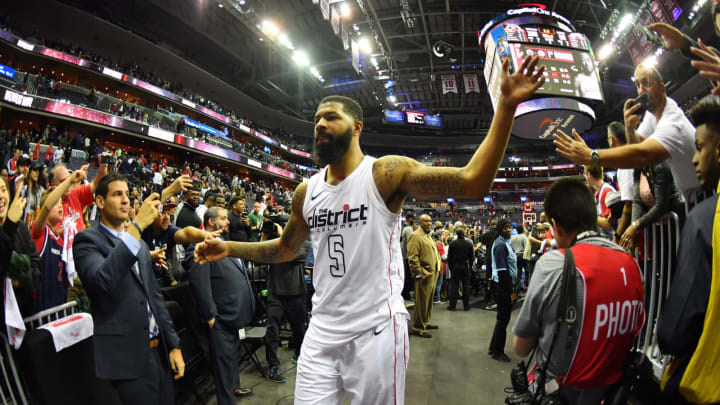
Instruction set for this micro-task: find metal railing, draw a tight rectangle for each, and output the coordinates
[634,211,681,381]
[23,301,79,332]
[0,333,28,405]
[0,301,81,405]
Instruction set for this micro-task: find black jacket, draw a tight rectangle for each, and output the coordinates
[176,202,201,229]
[73,225,180,380]
[186,247,256,330]
[2,219,41,317]
[447,236,475,270]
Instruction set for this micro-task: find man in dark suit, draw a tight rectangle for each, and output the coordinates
[73,173,185,405]
[187,206,256,405]
[447,225,475,311]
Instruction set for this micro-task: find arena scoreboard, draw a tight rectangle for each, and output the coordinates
[480,7,601,140]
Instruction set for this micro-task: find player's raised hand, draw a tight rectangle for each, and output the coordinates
[194,238,230,264]
[499,55,545,107]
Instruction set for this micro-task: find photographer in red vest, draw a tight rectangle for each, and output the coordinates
[512,177,645,404]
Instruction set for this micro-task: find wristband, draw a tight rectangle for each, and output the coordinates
[130,220,143,235]
[633,220,640,230]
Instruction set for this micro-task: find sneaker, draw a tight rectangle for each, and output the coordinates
[434,299,442,304]
[292,353,300,364]
[492,353,512,363]
[233,387,253,396]
[485,303,497,310]
[268,366,286,383]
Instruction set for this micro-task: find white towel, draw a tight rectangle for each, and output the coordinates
[39,313,93,352]
[4,278,26,350]
[61,215,78,286]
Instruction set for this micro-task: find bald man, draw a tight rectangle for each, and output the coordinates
[555,64,701,202]
[407,214,441,338]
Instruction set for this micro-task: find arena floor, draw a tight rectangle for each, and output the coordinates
[206,298,523,404]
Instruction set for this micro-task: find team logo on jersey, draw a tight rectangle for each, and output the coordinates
[307,204,368,232]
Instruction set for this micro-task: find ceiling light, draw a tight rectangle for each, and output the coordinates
[597,43,614,60]
[358,37,373,54]
[278,34,294,50]
[617,13,633,32]
[293,50,310,67]
[641,55,657,68]
[218,3,224,7]
[432,40,454,58]
[339,2,351,18]
[262,20,280,36]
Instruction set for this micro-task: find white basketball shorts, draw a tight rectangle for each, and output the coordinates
[294,312,409,405]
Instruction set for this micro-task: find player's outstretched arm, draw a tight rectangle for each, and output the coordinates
[377,56,545,201]
[194,182,311,264]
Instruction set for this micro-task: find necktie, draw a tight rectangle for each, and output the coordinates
[134,262,159,339]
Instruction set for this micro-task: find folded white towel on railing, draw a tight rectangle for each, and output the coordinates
[4,278,26,350]
[39,313,93,352]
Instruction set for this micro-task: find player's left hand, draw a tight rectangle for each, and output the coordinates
[553,128,592,165]
[499,55,545,107]
[194,238,230,264]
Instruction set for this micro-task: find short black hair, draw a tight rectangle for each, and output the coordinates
[544,177,597,234]
[607,121,627,144]
[95,172,128,199]
[318,95,363,122]
[689,94,720,136]
[205,191,216,201]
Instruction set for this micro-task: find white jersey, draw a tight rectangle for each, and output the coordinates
[303,156,408,346]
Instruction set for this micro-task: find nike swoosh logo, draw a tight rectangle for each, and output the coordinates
[310,192,323,200]
[373,323,389,336]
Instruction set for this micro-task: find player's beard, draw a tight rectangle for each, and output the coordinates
[313,127,352,166]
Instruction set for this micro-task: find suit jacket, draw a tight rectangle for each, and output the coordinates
[447,237,475,271]
[187,245,256,330]
[73,225,180,380]
[407,228,441,279]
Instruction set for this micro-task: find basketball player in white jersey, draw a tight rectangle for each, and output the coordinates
[194,56,545,404]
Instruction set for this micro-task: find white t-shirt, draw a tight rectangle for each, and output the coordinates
[636,97,700,200]
[617,169,634,202]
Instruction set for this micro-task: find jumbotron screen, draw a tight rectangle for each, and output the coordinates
[483,24,603,106]
[508,43,603,101]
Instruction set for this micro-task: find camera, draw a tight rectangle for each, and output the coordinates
[641,26,665,49]
[100,154,116,165]
[631,93,651,116]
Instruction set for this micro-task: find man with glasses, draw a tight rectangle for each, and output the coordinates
[554,64,701,203]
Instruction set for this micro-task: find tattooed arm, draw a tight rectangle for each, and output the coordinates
[194,182,310,264]
[374,56,545,203]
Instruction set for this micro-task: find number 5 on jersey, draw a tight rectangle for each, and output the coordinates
[328,234,346,277]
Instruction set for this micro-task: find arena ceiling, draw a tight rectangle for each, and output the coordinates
[53,0,706,150]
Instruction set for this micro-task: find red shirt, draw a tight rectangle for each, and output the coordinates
[60,184,93,233]
[594,182,616,218]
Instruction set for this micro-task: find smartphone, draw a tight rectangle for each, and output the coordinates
[241,212,248,219]
[192,179,203,191]
[641,26,665,49]
[100,154,115,165]
[631,93,651,116]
